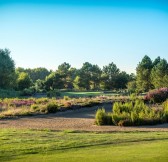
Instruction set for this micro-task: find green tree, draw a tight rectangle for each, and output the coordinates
[79,62,93,90]
[151,59,168,88]
[34,79,45,92]
[17,72,32,90]
[90,65,102,90]
[44,72,64,90]
[76,62,102,90]
[115,71,130,89]
[73,76,85,90]
[127,80,137,93]
[152,56,161,67]
[136,55,153,92]
[0,49,15,89]
[57,62,73,89]
[101,62,120,90]
[16,67,50,82]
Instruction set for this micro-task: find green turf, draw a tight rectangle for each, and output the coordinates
[0,129,168,162]
[60,91,119,97]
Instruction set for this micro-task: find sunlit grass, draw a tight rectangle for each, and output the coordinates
[0,129,168,162]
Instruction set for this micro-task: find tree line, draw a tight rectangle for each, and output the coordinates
[0,48,168,94]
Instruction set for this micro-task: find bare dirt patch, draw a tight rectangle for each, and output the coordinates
[0,103,168,132]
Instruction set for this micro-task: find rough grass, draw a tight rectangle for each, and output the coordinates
[0,129,168,162]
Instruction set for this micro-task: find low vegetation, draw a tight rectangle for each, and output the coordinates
[0,95,134,119]
[95,100,168,126]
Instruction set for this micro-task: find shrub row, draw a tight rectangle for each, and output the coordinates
[31,102,58,113]
[95,100,168,126]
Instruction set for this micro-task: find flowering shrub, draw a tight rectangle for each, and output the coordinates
[0,96,115,118]
[11,99,35,107]
[145,87,168,103]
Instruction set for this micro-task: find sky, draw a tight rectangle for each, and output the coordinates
[0,0,168,74]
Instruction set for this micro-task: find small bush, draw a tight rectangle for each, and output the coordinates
[40,103,58,113]
[95,108,106,125]
[35,98,49,104]
[31,104,39,110]
[95,108,112,125]
[64,96,71,100]
[145,87,168,103]
[21,88,35,96]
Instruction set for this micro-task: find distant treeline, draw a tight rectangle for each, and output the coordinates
[0,48,168,95]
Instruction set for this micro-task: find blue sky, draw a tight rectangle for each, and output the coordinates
[0,0,168,73]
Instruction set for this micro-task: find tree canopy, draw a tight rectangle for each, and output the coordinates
[1,48,168,94]
[0,49,15,89]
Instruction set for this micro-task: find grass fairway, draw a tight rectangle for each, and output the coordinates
[0,129,168,162]
[60,91,118,97]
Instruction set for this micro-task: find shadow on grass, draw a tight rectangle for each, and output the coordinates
[1,137,168,162]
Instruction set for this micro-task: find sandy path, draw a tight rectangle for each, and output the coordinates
[0,103,168,132]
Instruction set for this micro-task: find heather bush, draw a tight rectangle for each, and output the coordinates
[63,102,72,108]
[145,87,168,103]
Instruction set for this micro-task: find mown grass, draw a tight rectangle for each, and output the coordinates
[60,91,119,97]
[0,129,168,162]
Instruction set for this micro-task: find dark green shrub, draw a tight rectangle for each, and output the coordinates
[0,89,20,98]
[47,103,58,113]
[21,87,35,96]
[106,113,113,125]
[47,90,61,97]
[41,103,58,113]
